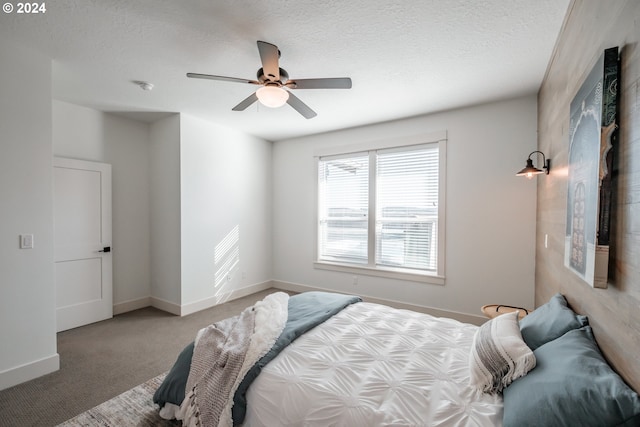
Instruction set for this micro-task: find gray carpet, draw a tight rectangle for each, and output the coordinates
[0,289,286,427]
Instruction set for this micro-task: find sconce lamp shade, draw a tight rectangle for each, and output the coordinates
[516,151,550,179]
[256,86,289,108]
[516,158,545,178]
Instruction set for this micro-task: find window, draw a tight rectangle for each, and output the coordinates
[316,134,446,284]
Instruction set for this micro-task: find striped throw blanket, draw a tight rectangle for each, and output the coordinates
[179,292,289,427]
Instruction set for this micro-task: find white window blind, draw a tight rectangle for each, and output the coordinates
[376,146,438,271]
[318,154,369,264]
[317,143,440,275]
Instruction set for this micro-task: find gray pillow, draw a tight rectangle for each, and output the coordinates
[519,293,587,350]
[503,326,640,427]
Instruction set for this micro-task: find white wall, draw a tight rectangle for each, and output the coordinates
[0,41,59,390]
[149,114,182,307]
[179,114,273,311]
[52,101,152,310]
[51,107,274,316]
[272,96,538,319]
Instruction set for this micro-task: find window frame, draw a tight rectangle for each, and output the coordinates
[313,131,447,285]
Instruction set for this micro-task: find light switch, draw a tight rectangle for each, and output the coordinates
[20,234,34,249]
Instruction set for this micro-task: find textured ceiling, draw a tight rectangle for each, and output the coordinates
[0,0,569,141]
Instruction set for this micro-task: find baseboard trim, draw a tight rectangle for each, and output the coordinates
[148,282,275,316]
[272,280,486,326]
[113,296,152,315]
[150,296,182,316]
[123,280,486,325]
[0,353,60,391]
[180,281,273,316]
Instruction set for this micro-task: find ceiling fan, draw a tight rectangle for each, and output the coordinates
[187,41,352,119]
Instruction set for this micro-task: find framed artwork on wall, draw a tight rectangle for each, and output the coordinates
[564,47,619,289]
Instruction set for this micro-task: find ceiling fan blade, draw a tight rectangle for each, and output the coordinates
[232,92,259,111]
[286,92,317,119]
[257,41,280,82]
[286,77,352,89]
[187,73,260,85]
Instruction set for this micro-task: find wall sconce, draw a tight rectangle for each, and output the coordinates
[516,151,551,179]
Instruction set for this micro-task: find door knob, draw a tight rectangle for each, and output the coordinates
[98,246,111,253]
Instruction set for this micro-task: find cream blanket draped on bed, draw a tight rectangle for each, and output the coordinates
[179,292,289,427]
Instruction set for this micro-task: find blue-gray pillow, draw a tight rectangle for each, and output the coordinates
[519,293,588,350]
[503,326,640,427]
[153,341,194,408]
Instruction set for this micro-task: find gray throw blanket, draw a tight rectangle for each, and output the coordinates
[180,292,289,427]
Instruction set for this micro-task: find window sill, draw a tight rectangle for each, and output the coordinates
[313,261,445,285]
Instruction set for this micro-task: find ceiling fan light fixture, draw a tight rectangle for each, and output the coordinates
[186,41,351,118]
[256,85,289,108]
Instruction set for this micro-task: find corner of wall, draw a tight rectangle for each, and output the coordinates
[0,39,58,389]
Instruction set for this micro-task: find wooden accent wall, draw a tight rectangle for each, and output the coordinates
[537,0,640,392]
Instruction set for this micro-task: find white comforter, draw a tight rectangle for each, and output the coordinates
[244,302,502,426]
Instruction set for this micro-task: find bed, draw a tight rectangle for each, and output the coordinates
[154,291,640,427]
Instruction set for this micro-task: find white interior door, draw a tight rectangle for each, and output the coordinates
[54,157,112,332]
